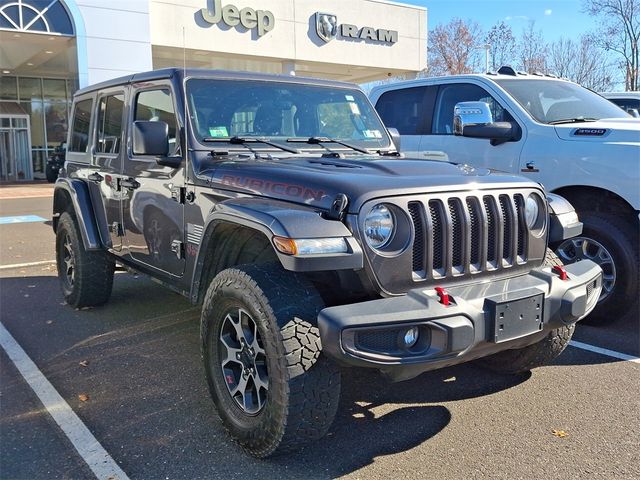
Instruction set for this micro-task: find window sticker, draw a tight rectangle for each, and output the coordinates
[363,129,383,139]
[349,102,361,115]
[345,95,355,101]
[208,126,229,137]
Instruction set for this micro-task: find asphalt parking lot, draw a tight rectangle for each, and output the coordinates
[1,184,639,480]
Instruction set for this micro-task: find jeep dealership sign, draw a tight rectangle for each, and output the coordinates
[315,12,398,44]
[200,0,275,37]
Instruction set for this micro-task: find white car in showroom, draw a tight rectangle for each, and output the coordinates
[370,67,639,325]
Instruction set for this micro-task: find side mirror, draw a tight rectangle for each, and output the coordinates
[453,101,494,135]
[132,120,169,157]
[453,101,518,146]
[627,108,640,118]
[387,127,401,152]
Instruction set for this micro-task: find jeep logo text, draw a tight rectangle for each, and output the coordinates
[201,0,275,37]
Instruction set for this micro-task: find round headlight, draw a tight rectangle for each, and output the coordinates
[364,204,395,249]
[525,195,540,229]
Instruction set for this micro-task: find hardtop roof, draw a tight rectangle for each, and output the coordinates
[74,68,360,97]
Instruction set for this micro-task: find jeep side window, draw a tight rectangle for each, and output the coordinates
[433,84,513,134]
[69,98,93,153]
[134,89,179,156]
[376,87,428,135]
[95,94,125,154]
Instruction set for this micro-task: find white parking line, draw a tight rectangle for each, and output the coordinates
[0,322,130,480]
[569,340,640,364]
[0,260,56,270]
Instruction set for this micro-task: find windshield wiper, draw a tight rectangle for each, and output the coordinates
[202,136,300,154]
[286,136,371,154]
[548,117,598,125]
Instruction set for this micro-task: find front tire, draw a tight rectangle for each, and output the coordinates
[555,212,639,325]
[478,249,574,374]
[56,212,115,308]
[201,264,341,457]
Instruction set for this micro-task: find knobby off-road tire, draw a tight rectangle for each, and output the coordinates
[201,264,341,458]
[55,212,115,308]
[555,212,639,326]
[478,249,574,374]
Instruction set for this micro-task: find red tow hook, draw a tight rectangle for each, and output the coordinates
[552,265,569,281]
[435,287,451,306]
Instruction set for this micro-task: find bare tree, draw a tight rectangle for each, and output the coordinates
[548,36,616,90]
[428,18,485,76]
[584,0,640,90]
[518,21,548,73]
[485,22,516,70]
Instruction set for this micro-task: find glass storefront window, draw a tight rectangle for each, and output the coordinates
[19,77,42,102]
[31,150,46,175]
[45,102,69,147]
[43,79,67,101]
[1,76,18,100]
[20,101,46,149]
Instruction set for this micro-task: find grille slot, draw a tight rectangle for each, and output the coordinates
[448,199,464,268]
[484,196,498,263]
[408,202,425,274]
[499,195,513,263]
[514,194,526,258]
[467,197,481,266]
[429,201,445,272]
[408,192,528,279]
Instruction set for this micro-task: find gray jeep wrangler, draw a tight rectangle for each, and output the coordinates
[53,68,602,457]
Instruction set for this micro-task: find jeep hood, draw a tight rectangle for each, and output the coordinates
[200,155,539,212]
[554,118,640,143]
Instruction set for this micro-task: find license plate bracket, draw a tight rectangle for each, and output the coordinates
[486,292,544,343]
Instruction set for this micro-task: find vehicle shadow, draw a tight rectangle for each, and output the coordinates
[272,366,530,478]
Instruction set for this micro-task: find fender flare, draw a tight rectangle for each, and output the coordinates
[53,178,102,250]
[547,193,583,243]
[189,198,364,303]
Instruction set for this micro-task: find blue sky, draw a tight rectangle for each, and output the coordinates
[401,0,597,42]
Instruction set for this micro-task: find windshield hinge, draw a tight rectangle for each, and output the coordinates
[324,193,349,221]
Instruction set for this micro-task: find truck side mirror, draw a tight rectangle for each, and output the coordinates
[453,101,517,146]
[387,127,401,152]
[132,120,169,157]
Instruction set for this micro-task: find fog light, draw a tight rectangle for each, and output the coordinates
[402,326,419,348]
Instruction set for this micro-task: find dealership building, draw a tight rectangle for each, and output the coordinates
[0,0,427,181]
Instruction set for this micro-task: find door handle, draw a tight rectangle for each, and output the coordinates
[87,172,104,183]
[521,161,540,173]
[119,177,140,190]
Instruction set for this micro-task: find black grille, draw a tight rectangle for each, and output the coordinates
[449,199,464,268]
[410,192,528,278]
[499,195,512,262]
[355,330,399,353]
[484,196,497,263]
[514,194,526,257]
[587,279,596,300]
[408,202,424,273]
[467,198,481,265]
[429,201,444,271]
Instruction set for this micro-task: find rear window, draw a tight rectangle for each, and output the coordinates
[96,94,125,154]
[69,99,92,153]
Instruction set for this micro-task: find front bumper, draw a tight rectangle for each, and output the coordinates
[318,260,602,381]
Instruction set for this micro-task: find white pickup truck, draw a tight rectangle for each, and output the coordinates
[370,69,639,325]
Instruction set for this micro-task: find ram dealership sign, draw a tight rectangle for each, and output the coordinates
[200,0,275,37]
[315,12,398,44]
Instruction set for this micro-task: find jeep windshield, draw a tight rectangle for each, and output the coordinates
[186,78,391,152]
[495,79,629,125]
